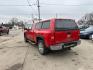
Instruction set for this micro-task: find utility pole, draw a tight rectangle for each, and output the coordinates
[31,14,34,19]
[37,0,40,22]
[31,14,34,23]
[56,13,58,18]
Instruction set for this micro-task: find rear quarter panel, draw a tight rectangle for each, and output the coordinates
[35,29,53,47]
[34,19,55,47]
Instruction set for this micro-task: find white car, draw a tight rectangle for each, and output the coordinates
[90,34,93,40]
[91,35,93,40]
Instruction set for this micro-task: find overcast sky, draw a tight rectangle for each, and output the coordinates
[0,0,93,23]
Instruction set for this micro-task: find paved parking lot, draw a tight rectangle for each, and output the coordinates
[0,29,93,70]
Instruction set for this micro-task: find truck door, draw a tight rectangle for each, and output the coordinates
[29,24,35,41]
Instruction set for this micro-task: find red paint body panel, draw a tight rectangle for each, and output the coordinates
[24,18,80,48]
[54,30,80,44]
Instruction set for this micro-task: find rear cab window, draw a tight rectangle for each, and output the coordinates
[35,20,50,29]
[35,23,42,29]
[55,19,79,31]
[42,21,50,29]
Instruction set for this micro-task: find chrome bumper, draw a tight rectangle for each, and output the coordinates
[76,40,81,45]
[50,40,81,50]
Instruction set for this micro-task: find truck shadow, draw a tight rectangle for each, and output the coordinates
[81,39,93,44]
[47,49,79,57]
[27,42,79,58]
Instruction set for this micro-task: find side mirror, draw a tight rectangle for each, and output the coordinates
[24,28,28,30]
[28,27,32,30]
[24,28,30,32]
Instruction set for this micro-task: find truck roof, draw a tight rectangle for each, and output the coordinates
[40,18,75,22]
[34,18,75,24]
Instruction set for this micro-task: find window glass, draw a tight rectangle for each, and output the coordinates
[55,19,78,30]
[25,23,32,29]
[36,23,42,29]
[42,21,50,29]
[85,26,93,32]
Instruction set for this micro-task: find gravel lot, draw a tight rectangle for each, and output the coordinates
[0,29,93,70]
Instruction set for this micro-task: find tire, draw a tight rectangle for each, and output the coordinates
[24,35,29,42]
[38,40,48,55]
[67,47,71,50]
[7,31,9,34]
[0,32,2,36]
[0,33,1,36]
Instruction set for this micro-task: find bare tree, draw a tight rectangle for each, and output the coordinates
[78,12,93,25]
[10,18,18,25]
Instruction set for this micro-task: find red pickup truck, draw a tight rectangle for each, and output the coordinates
[0,26,9,36]
[24,18,81,55]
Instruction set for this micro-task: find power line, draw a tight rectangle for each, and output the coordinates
[26,0,36,19]
[40,3,93,6]
[0,2,93,7]
[0,0,36,6]
[0,4,36,6]
[0,5,28,6]
[26,0,31,6]
[0,4,92,6]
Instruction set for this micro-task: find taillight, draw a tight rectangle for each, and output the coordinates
[67,34,71,38]
[51,36,54,40]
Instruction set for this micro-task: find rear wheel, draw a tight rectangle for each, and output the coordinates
[24,35,29,42]
[7,31,9,34]
[67,47,71,50]
[0,33,1,36]
[38,40,48,55]
[0,32,2,36]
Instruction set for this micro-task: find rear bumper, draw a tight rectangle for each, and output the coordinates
[50,40,81,50]
[76,40,81,45]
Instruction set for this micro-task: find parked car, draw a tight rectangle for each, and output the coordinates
[0,26,9,36]
[80,26,93,39]
[89,34,93,40]
[24,18,81,55]
[78,25,89,31]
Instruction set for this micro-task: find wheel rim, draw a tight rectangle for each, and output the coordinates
[38,42,44,54]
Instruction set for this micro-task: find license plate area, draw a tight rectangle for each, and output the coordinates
[50,42,76,50]
[50,44,62,50]
[63,42,76,48]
